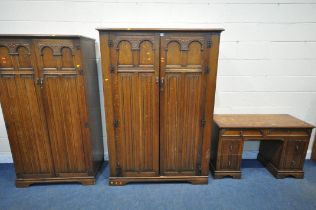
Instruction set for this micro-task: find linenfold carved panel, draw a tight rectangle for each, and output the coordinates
[0,35,104,187]
[99,28,224,185]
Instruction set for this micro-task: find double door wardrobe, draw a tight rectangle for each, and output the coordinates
[98,28,223,185]
[0,35,103,187]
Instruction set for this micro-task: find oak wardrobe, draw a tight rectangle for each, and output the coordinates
[98,28,223,185]
[0,35,103,187]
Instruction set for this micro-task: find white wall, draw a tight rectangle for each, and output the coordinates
[0,0,316,162]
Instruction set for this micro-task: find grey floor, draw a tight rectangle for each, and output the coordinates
[1,160,316,210]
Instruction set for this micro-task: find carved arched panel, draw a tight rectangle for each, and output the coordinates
[139,41,154,65]
[61,47,74,68]
[118,41,133,65]
[42,47,58,69]
[166,41,181,65]
[17,46,32,68]
[0,46,13,68]
[187,41,202,65]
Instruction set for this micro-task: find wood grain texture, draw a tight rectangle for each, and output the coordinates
[100,33,117,177]
[99,29,223,185]
[214,114,315,128]
[96,28,224,32]
[108,176,208,186]
[218,139,243,170]
[16,176,96,188]
[211,114,313,179]
[282,139,307,170]
[201,33,221,176]
[34,39,87,176]
[0,36,103,187]
[110,32,159,177]
[0,39,54,178]
[160,33,207,176]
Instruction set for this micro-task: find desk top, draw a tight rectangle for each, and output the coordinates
[214,114,314,128]
[96,28,225,32]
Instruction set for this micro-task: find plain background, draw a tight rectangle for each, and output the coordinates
[0,0,316,162]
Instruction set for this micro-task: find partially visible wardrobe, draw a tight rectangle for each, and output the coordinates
[312,134,316,161]
[0,35,103,187]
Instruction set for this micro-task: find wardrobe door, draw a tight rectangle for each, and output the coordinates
[109,32,160,177]
[159,33,208,176]
[0,39,54,178]
[34,39,90,177]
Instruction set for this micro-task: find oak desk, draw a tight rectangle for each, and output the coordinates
[210,114,314,179]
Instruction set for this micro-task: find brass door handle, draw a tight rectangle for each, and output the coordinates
[229,145,233,152]
[160,77,164,91]
[36,78,44,89]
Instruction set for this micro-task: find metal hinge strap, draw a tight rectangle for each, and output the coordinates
[196,163,202,175]
[110,64,115,73]
[84,122,89,128]
[205,66,209,74]
[116,164,122,177]
[201,119,206,127]
[113,119,119,128]
[207,40,212,48]
[108,40,113,48]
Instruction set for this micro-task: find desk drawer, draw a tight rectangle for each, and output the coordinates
[221,129,263,137]
[218,155,241,170]
[220,139,243,155]
[267,129,309,137]
[283,140,307,170]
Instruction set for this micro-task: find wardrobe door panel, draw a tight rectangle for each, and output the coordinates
[160,33,208,176]
[0,39,54,178]
[110,32,160,177]
[34,39,88,176]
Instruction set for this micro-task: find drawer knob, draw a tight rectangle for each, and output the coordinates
[229,145,233,151]
[110,64,115,73]
[295,145,299,151]
[228,160,231,167]
[239,131,243,137]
